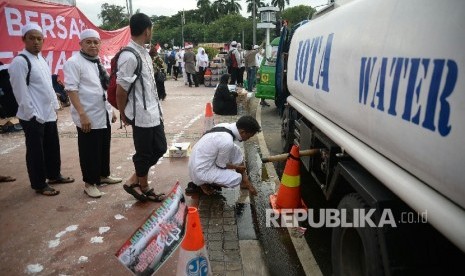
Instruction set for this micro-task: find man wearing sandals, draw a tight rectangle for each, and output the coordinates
[187,116,261,196]
[63,29,122,198]
[8,23,74,196]
[116,13,167,202]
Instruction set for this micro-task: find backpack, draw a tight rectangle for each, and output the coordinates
[168,51,176,64]
[107,47,143,110]
[226,49,237,68]
[204,126,235,140]
[0,54,32,118]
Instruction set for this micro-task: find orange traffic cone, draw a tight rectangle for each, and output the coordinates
[176,207,212,276]
[270,144,307,213]
[203,102,214,133]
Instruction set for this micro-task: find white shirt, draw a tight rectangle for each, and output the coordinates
[188,123,244,187]
[116,40,162,127]
[63,53,112,129]
[8,50,59,123]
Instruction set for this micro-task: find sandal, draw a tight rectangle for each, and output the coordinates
[0,175,16,182]
[142,188,165,202]
[200,185,215,195]
[123,183,147,202]
[185,182,201,194]
[36,186,60,196]
[47,175,75,184]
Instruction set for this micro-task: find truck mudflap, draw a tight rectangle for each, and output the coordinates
[287,95,465,252]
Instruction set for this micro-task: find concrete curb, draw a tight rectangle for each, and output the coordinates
[254,100,323,276]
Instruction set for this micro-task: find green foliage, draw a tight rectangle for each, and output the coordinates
[98,3,128,30]
[281,5,315,27]
[97,2,312,48]
[199,46,218,61]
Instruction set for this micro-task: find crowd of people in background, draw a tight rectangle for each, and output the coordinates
[2,13,268,199]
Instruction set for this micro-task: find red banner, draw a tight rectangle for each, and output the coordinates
[0,0,131,77]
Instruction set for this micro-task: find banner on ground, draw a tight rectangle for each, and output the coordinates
[115,181,188,275]
[0,0,131,77]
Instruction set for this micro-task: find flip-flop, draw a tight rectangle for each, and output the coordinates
[123,183,147,202]
[0,176,16,182]
[47,175,75,184]
[35,186,60,196]
[143,188,165,202]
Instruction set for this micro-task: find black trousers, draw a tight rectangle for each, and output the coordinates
[198,66,206,84]
[238,67,245,85]
[173,66,179,79]
[132,123,167,177]
[187,72,198,87]
[19,118,61,190]
[230,67,239,84]
[76,118,111,185]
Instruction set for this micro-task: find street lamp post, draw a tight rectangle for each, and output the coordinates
[252,1,256,45]
[257,6,279,58]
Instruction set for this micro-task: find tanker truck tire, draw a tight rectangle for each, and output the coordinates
[331,193,384,276]
[281,106,296,152]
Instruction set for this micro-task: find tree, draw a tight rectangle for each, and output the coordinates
[212,0,229,16]
[226,0,242,14]
[197,0,212,24]
[245,0,265,14]
[281,5,315,27]
[98,3,128,30]
[271,0,290,12]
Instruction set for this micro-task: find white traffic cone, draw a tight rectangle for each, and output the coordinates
[176,207,212,276]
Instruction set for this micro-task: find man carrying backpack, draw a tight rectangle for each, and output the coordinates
[186,116,260,196]
[8,23,74,196]
[63,29,122,198]
[228,41,241,85]
[115,13,167,202]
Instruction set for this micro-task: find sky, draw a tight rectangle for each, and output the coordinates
[76,0,330,26]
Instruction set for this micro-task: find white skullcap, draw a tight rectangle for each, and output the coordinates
[22,23,43,36]
[80,29,100,41]
[253,45,259,49]
[186,44,193,49]
[231,41,237,47]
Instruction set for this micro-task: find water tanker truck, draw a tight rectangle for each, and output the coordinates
[275,0,465,274]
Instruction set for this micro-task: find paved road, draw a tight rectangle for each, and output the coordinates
[0,77,319,275]
[0,79,226,275]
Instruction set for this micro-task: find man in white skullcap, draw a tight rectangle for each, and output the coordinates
[183,44,198,87]
[63,29,122,198]
[228,41,240,85]
[8,23,75,196]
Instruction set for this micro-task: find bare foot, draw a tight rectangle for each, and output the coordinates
[200,184,215,195]
[125,173,138,185]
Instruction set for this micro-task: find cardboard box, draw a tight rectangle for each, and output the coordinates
[168,142,191,158]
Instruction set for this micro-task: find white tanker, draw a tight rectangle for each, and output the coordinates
[276,0,465,274]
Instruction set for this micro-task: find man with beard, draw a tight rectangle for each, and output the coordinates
[9,23,74,196]
[63,29,122,198]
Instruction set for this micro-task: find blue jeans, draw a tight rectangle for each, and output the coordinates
[247,66,257,92]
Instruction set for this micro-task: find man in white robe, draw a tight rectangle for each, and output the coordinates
[188,116,261,195]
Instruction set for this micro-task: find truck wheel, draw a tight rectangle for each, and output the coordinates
[281,106,296,152]
[332,193,383,276]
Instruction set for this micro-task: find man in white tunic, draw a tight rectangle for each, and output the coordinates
[188,116,261,195]
[9,23,74,196]
[63,29,122,198]
[116,13,167,202]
